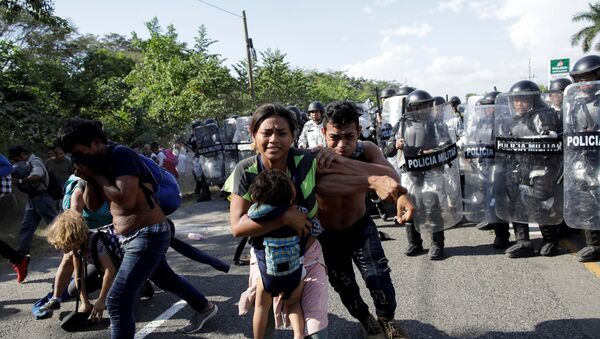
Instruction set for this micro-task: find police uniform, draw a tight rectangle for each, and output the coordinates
[298,120,326,149]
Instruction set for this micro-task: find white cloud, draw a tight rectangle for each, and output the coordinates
[378,23,432,38]
[437,0,466,13]
[363,5,373,14]
[345,0,593,97]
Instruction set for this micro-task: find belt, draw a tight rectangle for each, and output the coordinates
[121,220,170,244]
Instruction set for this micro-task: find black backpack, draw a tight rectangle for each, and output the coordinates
[42,169,64,200]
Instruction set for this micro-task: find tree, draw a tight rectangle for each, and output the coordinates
[571,2,600,53]
[122,18,238,143]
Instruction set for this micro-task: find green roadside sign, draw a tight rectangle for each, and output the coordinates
[550,58,570,75]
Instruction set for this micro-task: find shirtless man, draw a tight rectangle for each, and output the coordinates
[58,119,217,338]
[316,100,413,339]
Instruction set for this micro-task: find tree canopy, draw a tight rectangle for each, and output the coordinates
[0,5,398,152]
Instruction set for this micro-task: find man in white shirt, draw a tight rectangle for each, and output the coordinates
[298,101,327,149]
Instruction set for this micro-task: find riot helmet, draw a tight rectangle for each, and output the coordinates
[549,78,572,93]
[306,101,324,123]
[397,86,416,96]
[191,120,204,129]
[509,80,540,94]
[449,96,461,106]
[307,101,325,113]
[479,91,501,105]
[380,88,397,99]
[405,89,434,113]
[204,118,218,126]
[508,80,544,114]
[433,96,446,106]
[570,54,600,82]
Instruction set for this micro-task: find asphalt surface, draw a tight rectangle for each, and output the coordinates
[1,197,600,339]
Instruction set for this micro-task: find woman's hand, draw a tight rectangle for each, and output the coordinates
[315,148,346,169]
[90,298,105,322]
[283,206,312,238]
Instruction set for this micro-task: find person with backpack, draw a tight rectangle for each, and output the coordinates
[47,210,121,323]
[58,119,217,337]
[8,146,58,257]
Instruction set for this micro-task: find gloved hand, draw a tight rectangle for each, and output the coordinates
[532,175,553,200]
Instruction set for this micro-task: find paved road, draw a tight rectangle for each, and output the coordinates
[1,198,599,338]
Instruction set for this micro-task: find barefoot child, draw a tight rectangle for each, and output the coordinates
[247,169,322,339]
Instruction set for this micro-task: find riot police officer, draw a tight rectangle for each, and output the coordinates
[390,89,463,260]
[549,78,572,120]
[189,120,211,202]
[464,91,512,248]
[495,80,563,258]
[297,101,326,149]
[380,88,397,103]
[564,54,600,262]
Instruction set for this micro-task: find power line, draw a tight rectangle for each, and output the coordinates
[195,0,242,18]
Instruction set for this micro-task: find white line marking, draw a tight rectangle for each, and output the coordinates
[134,300,187,339]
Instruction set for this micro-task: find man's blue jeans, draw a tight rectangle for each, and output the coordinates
[18,193,57,254]
[106,226,209,339]
[319,213,396,321]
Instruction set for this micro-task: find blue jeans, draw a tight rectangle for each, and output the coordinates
[319,213,396,321]
[19,193,58,254]
[106,225,208,339]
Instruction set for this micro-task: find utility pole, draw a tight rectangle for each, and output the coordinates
[243,10,255,100]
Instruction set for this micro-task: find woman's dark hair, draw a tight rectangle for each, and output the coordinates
[58,118,107,153]
[249,169,294,206]
[323,100,360,129]
[250,103,298,138]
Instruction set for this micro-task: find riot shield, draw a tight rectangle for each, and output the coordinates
[381,95,404,126]
[562,80,600,230]
[193,122,225,186]
[222,118,239,178]
[462,103,507,222]
[493,92,563,225]
[397,105,463,233]
[234,116,254,161]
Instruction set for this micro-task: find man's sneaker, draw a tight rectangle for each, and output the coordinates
[360,314,384,338]
[539,241,559,257]
[182,303,218,334]
[39,297,61,313]
[577,245,600,262]
[505,241,535,258]
[378,318,408,339]
[12,255,30,283]
[404,244,424,256]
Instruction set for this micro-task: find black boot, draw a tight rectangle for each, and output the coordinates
[493,222,511,249]
[429,230,445,260]
[539,224,559,257]
[476,222,494,231]
[577,230,600,262]
[505,222,535,258]
[404,222,424,256]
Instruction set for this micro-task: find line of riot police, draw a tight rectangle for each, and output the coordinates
[372,54,600,262]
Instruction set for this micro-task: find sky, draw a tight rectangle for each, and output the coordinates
[53,0,593,99]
